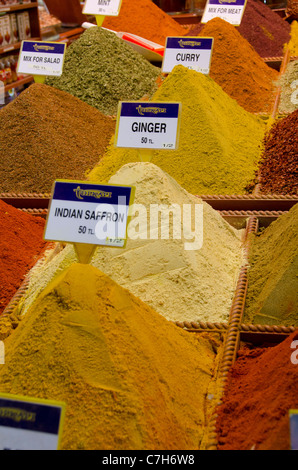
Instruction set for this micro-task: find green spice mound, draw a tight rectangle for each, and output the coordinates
[244,204,298,326]
[45,27,161,116]
[88,65,266,195]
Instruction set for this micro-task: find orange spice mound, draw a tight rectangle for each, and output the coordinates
[199,18,278,114]
[102,0,189,46]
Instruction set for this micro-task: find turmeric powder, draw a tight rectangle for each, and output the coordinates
[0,264,223,450]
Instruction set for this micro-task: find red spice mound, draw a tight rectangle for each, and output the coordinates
[259,110,298,195]
[216,331,298,450]
[102,0,189,46]
[196,17,278,114]
[0,200,47,315]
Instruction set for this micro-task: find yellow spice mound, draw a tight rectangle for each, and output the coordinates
[0,264,223,450]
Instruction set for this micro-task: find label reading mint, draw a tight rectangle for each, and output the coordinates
[201,0,247,26]
[44,181,134,248]
[17,41,66,77]
[0,394,65,450]
[162,37,213,74]
[115,102,181,150]
[83,0,122,16]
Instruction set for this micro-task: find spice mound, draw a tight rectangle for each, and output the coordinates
[0,200,46,316]
[244,204,298,327]
[102,0,188,46]
[88,65,266,195]
[45,26,161,116]
[216,331,298,450]
[278,59,298,115]
[19,162,244,325]
[0,83,115,193]
[195,17,278,114]
[0,263,223,450]
[91,162,244,324]
[258,110,298,195]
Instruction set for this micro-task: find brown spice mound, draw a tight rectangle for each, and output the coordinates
[191,17,278,114]
[258,110,298,195]
[0,84,115,193]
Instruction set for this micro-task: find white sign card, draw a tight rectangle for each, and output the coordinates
[44,181,134,249]
[83,0,122,16]
[201,0,247,26]
[17,41,66,77]
[162,37,213,74]
[0,394,65,450]
[115,102,181,150]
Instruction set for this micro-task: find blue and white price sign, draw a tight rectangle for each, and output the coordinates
[201,0,247,25]
[83,0,122,16]
[290,410,298,450]
[17,41,66,77]
[115,102,181,150]
[0,394,65,450]
[44,180,135,249]
[162,37,213,74]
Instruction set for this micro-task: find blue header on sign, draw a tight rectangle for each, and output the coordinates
[22,41,66,54]
[0,398,62,434]
[52,181,132,205]
[208,0,245,5]
[120,102,180,119]
[166,37,213,50]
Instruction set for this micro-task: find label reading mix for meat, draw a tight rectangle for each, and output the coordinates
[201,0,247,26]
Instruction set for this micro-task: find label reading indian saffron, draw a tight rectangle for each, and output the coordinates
[17,41,66,77]
[201,0,247,26]
[83,0,122,16]
[115,102,181,150]
[0,393,65,450]
[44,180,135,248]
[162,37,213,75]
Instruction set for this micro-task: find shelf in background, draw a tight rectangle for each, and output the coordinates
[0,37,40,56]
[4,75,33,93]
[0,2,38,14]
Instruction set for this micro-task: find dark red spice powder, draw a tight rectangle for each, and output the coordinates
[189,0,291,58]
[0,200,47,315]
[258,110,298,195]
[216,331,298,450]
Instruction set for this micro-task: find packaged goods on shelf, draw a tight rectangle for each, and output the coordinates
[16,10,31,41]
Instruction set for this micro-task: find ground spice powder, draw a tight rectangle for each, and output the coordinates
[258,110,298,195]
[287,21,298,57]
[17,162,244,325]
[0,264,223,450]
[195,18,278,114]
[0,83,115,193]
[244,204,298,327]
[189,0,291,59]
[88,65,266,195]
[46,27,161,116]
[216,331,298,450]
[278,59,298,114]
[0,200,46,316]
[102,0,189,46]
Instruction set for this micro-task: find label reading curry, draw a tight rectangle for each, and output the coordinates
[201,0,247,25]
[44,180,135,248]
[115,102,181,150]
[0,393,65,450]
[17,41,66,77]
[162,37,213,74]
[83,0,122,16]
